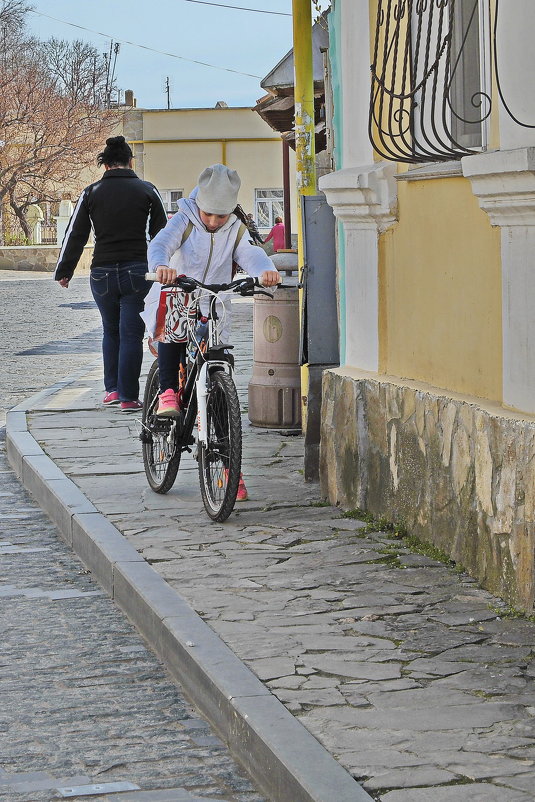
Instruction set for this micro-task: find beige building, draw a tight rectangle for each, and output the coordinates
[122,104,296,234]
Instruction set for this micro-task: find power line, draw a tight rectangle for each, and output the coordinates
[28,10,263,78]
[182,0,291,15]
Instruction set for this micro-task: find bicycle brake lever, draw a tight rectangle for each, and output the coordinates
[176,276,197,292]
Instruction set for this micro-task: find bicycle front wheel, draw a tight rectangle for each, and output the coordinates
[198,369,242,522]
[141,360,181,493]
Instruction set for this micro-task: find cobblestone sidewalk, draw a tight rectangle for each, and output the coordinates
[9,300,535,801]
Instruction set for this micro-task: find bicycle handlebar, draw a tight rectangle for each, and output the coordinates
[144,273,297,295]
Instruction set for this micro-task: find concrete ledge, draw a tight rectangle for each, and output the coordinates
[26,475,97,545]
[113,560,196,639]
[157,613,271,738]
[5,410,27,432]
[230,694,371,802]
[6,430,44,478]
[72,514,145,596]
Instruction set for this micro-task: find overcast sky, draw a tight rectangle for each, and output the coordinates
[26,0,328,110]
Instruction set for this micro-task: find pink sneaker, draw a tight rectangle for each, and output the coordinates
[224,469,248,501]
[120,400,142,412]
[103,391,120,405]
[156,389,180,417]
[236,474,248,502]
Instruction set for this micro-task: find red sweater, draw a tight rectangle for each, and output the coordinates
[264,222,285,252]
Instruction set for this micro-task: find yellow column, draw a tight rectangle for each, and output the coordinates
[292,0,316,430]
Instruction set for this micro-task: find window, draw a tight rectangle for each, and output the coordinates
[254,189,283,228]
[161,189,183,214]
[449,0,490,150]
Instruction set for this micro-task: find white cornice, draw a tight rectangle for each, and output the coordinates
[319,162,398,232]
[462,148,535,226]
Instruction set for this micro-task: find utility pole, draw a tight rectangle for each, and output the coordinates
[293,0,317,201]
[292,0,316,431]
[165,77,171,110]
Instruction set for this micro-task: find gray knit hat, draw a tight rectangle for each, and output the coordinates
[196,163,241,215]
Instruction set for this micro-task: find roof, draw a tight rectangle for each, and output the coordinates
[253,17,329,152]
[260,20,329,92]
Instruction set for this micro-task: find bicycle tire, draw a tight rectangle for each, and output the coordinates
[141,360,181,493]
[198,369,242,522]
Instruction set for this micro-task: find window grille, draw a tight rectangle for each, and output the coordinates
[369,0,535,164]
[369,0,490,163]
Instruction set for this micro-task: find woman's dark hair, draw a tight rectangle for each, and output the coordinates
[97,135,133,168]
[274,216,283,224]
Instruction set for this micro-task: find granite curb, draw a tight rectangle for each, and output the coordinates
[5,372,371,802]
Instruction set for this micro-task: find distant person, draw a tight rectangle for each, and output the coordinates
[263,216,285,252]
[54,135,167,412]
[246,213,264,245]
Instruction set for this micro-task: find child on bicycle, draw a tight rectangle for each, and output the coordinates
[142,163,281,501]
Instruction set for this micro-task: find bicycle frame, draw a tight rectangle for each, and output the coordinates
[183,291,233,448]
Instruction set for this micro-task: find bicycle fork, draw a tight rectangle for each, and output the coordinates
[195,361,233,447]
[196,363,209,446]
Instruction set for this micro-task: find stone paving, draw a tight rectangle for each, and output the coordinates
[0,428,266,802]
[1,272,101,426]
[21,298,535,801]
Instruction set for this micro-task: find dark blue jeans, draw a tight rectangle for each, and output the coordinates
[90,262,150,402]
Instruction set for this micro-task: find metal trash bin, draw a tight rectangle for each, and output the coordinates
[248,282,301,429]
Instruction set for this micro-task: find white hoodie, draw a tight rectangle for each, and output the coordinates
[141,192,273,338]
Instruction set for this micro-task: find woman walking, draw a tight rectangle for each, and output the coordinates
[263,216,285,252]
[54,136,167,411]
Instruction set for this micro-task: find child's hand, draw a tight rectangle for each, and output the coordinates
[156,265,177,284]
[259,270,281,287]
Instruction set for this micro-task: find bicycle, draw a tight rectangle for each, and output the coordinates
[139,273,275,522]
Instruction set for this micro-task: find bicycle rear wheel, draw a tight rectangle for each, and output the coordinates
[198,369,242,522]
[141,360,181,493]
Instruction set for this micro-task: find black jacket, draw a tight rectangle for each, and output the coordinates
[54,169,168,281]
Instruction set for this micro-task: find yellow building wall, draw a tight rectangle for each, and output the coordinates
[143,141,222,197]
[142,108,275,140]
[379,175,502,401]
[130,108,296,227]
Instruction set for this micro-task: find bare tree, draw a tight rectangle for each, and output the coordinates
[40,37,117,107]
[0,1,121,242]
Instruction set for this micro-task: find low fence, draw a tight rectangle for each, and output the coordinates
[40,224,58,245]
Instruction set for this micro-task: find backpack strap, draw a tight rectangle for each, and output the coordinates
[231,222,248,278]
[233,222,247,255]
[180,220,193,245]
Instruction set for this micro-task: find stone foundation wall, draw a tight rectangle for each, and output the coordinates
[0,245,93,273]
[320,369,535,611]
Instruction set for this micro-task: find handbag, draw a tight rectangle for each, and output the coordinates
[153,288,198,344]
